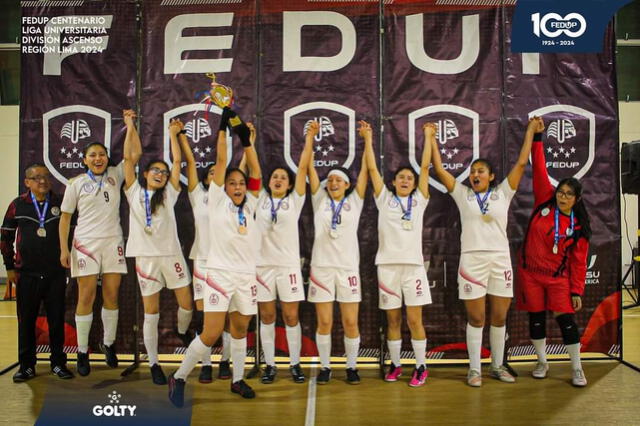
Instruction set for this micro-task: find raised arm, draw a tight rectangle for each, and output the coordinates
[418,123,435,198]
[360,120,383,197]
[168,120,183,190]
[211,129,227,188]
[178,121,199,192]
[430,127,456,192]
[308,122,321,195]
[123,109,141,190]
[296,121,317,195]
[243,132,262,198]
[238,122,256,176]
[507,116,542,191]
[530,117,555,206]
[355,126,369,199]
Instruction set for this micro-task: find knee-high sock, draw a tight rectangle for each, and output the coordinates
[490,325,506,368]
[201,343,212,366]
[143,313,160,365]
[230,337,247,383]
[177,307,193,335]
[412,339,427,368]
[175,335,211,380]
[466,323,483,371]
[566,343,582,370]
[221,331,231,361]
[101,308,118,346]
[316,333,331,369]
[387,339,402,367]
[286,324,301,366]
[75,313,93,354]
[260,322,276,366]
[531,338,547,363]
[344,336,360,370]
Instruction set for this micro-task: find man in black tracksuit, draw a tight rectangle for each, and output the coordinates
[1,164,73,382]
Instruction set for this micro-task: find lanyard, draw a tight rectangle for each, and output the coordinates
[474,187,491,215]
[144,188,152,229]
[237,204,246,227]
[330,197,346,230]
[87,169,104,191]
[30,192,49,229]
[394,194,413,220]
[553,207,574,253]
[269,195,285,224]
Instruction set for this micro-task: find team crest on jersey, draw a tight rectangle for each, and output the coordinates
[43,105,111,185]
[388,197,418,208]
[283,102,356,181]
[78,259,86,270]
[107,177,116,186]
[82,183,95,193]
[381,294,388,305]
[310,286,317,297]
[163,104,233,186]
[463,283,472,293]
[490,192,499,201]
[528,105,595,186]
[408,105,479,193]
[195,283,202,294]
[51,206,60,216]
[209,293,219,306]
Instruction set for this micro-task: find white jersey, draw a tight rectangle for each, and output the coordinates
[206,183,259,274]
[125,180,182,257]
[256,189,305,267]
[311,187,364,270]
[450,178,516,253]
[188,183,210,260]
[375,187,428,265]
[60,162,124,240]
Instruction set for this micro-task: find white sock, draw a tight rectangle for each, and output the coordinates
[490,325,506,368]
[566,343,582,370]
[75,313,93,353]
[466,323,483,371]
[143,313,160,365]
[260,322,276,366]
[177,307,193,335]
[411,339,427,368]
[175,335,210,380]
[344,336,360,370]
[531,338,547,363]
[201,341,212,366]
[230,337,247,383]
[316,333,331,369]
[387,339,402,367]
[221,331,231,361]
[101,308,118,346]
[286,324,302,366]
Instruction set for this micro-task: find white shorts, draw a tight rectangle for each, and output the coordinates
[308,266,361,303]
[204,268,257,315]
[256,266,305,303]
[458,251,513,300]
[377,264,432,309]
[71,236,127,278]
[192,259,207,301]
[135,255,191,297]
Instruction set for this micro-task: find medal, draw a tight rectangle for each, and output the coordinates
[329,229,339,239]
[541,207,550,217]
[394,193,414,231]
[144,188,153,234]
[552,244,558,254]
[37,227,47,237]
[238,225,247,235]
[144,225,153,235]
[87,169,105,195]
[474,188,491,217]
[269,195,285,225]
[329,196,346,241]
[553,207,574,254]
[402,219,413,230]
[566,228,573,237]
[482,214,492,223]
[30,192,49,239]
[237,203,247,234]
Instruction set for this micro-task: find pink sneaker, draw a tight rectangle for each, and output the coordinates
[409,365,428,387]
[384,364,402,382]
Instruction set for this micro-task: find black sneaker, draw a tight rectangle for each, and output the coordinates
[346,368,360,385]
[51,365,74,379]
[231,379,256,399]
[316,367,331,385]
[168,373,186,408]
[77,352,90,376]
[151,363,167,385]
[13,366,35,383]
[176,328,194,347]
[99,343,119,368]
[218,360,231,380]
[289,364,305,383]
[261,365,277,384]
[199,365,213,384]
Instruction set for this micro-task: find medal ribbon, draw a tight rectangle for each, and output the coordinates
[330,197,346,231]
[474,188,491,215]
[238,204,246,228]
[87,169,105,192]
[393,194,413,221]
[269,195,285,224]
[554,207,575,251]
[144,189,152,229]
[30,191,49,231]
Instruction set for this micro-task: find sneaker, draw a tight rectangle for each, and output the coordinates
[384,364,402,382]
[51,365,74,379]
[99,343,119,368]
[13,366,36,383]
[176,329,194,348]
[572,368,587,387]
[489,365,516,383]
[168,373,186,408]
[261,365,277,384]
[218,360,231,380]
[77,352,90,377]
[316,367,331,385]
[231,379,256,399]
[199,365,213,384]
[532,361,549,379]
[467,369,482,387]
[409,365,428,387]
[346,368,360,385]
[289,364,305,383]
[151,363,167,385]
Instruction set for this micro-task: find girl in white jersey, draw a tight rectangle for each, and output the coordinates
[169,106,261,407]
[255,121,314,384]
[365,121,433,387]
[308,121,368,385]
[430,121,534,387]
[59,109,138,376]
[123,119,193,385]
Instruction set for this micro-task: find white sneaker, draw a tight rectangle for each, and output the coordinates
[572,368,587,387]
[489,365,516,383]
[467,369,482,387]
[532,362,549,379]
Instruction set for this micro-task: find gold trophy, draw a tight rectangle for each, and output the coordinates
[206,73,234,109]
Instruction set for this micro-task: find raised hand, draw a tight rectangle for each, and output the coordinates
[527,116,545,133]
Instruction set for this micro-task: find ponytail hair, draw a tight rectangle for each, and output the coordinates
[143,160,170,215]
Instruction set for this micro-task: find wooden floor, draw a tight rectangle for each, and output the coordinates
[1,287,640,425]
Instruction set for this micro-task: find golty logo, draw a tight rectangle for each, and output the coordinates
[532,13,587,39]
[60,119,91,144]
[92,390,137,417]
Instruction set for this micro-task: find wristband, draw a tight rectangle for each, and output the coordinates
[235,123,251,147]
[247,177,261,191]
[178,129,186,135]
[533,132,543,142]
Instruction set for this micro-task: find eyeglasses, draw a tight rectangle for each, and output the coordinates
[556,190,576,199]
[149,167,170,176]
[26,175,50,182]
